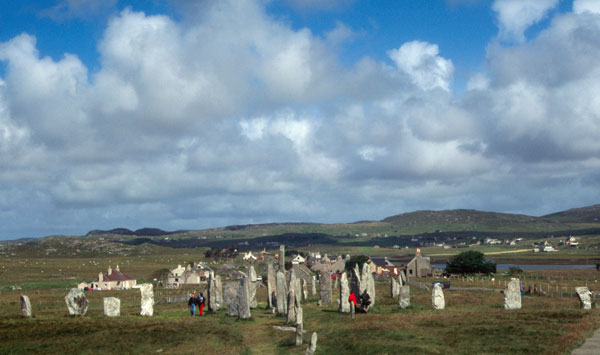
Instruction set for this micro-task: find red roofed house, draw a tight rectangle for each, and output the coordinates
[87,265,137,290]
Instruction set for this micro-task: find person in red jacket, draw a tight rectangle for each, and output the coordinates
[348,292,357,311]
[198,292,205,316]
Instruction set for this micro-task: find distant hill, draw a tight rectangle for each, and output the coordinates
[542,204,600,223]
[85,228,186,237]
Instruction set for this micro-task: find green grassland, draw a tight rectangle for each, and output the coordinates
[1,270,599,354]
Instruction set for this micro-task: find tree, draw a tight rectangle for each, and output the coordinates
[345,255,370,271]
[445,250,496,275]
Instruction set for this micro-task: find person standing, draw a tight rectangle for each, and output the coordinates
[188,293,196,316]
[198,292,205,316]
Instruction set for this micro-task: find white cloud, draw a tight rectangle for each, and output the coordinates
[573,0,600,14]
[492,0,559,42]
[387,41,454,91]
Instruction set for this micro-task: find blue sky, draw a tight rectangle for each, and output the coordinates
[1,0,600,239]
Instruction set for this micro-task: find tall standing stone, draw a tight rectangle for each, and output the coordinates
[20,294,31,317]
[103,297,121,317]
[363,264,376,306]
[301,279,308,301]
[207,271,216,311]
[295,306,303,346]
[286,289,297,324]
[276,271,288,315]
[140,283,154,316]
[238,277,251,319]
[319,271,332,305]
[311,276,317,296]
[65,288,88,316]
[215,275,223,309]
[432,284,445,310]
[279,245,285,271]
[224,282,239,316]
[391,278,400,298]
[504,278,522,310]
[305,332,317,355]
[398,286,410,309]
[576,287,593,310]
[354,264,363,295]
[339,272,350,313]
[400,270,407,286]
[248,266,258,308]
[267,263,276,308]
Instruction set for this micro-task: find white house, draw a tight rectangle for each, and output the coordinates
[291,254,306,264]
[243,251,257,261]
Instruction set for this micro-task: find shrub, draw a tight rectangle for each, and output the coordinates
[445,250,496,275]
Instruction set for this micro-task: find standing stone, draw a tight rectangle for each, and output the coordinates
[354,264,363,294]
[65,288,88,316]
[207,271,217,311]
[319,271,332,304]
[286,290,297,324]
[305,332,317,355]
[391,278,400,298]
[504,278,522,310]
[398,286,410,309]
[279,244,285,271]
[575,286,593,310]
[339,272,350,313]
[400,270,407,285]
[215,275,223,309]
[334,277,339,290]
[248,266,258,308]
[350,299,356,319]
[363,264,376,306]
[238,277,251,319]
[301,279,308,301]
[223,282,239,316]
[432,284,445,310]
[276,271,288,315]
[267,263,276,308]
[140,283,154,316]
[295,306,304,346]
[20,294,31,317]
[311,276,317,296]
[103,297,121,317]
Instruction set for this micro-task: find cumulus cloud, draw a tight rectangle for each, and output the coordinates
[492,0,559,42]
[387,41,454,91]
[1,0,600,238]
[573,0,600,14]
[39,0,118,22]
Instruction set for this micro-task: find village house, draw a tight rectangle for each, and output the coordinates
[80,265,137,290]
[167,262,212,288]
[291,254,306,264]
[243,251,257,261]
[310,254,346,274]
[406,249,432,277]
[368,257,404,276]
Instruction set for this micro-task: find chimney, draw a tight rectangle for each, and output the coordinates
[115,264,120,272]
[108,265,112,275]
[98,272,103,282]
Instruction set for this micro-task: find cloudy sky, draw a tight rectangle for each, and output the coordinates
[1,0,600,240]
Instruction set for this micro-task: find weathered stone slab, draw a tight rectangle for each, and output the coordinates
[103,297,120,317]
[400,270,407,285]
[295,306,303,346]
[364,264,376,306]
[238,277,251,319]
[399,286,410,309]
[504,278,521,310]
[319,271,332,305]
[267,263,276,308]
[339,272,350,313]
[215,275,223,308]
[65,288,88,316]
[248,266,258,308]
[286,290,297,324]
[224,282,239,316]
[20,294,31,317]
[576,286,593,310]
[301,279,308,301]
[311,276,317,296]
[305,332,317,355]
[140,283,154,316]
[276,271,288,315]
[432,284,445,310]
[279,244,285,271]
[391,278,400,298]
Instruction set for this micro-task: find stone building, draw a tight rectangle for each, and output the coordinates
[84,265,137,290]
[406,249,431,277]
[167,262,212,288]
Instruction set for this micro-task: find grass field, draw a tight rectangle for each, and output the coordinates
[1,254,600,354]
